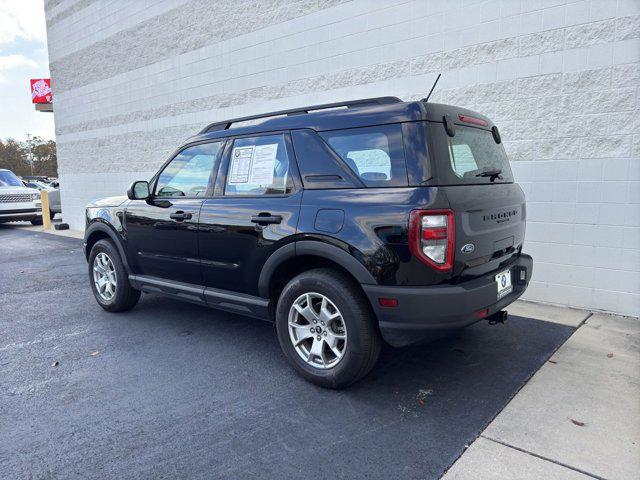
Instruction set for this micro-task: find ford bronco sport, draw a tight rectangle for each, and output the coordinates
[83,97,532,388]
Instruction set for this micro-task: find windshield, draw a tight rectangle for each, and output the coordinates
[30,181,49,189]
[429,123,514,185]
[0,170,23,187]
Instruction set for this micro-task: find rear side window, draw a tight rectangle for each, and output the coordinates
[320,125,407,187]
[224,134,291,196]
[444,125,514,184]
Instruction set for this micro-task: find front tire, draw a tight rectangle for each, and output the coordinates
[275,268,381,389]
[88,239,140,312]
[30,216,43,225]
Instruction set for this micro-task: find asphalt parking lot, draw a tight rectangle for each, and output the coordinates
[0,227,575,479]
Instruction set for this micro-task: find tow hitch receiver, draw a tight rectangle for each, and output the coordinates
[487,310,508,325]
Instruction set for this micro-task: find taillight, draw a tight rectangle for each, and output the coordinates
[408,209,455,271]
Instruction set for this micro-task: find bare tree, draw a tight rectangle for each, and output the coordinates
[0,137,57,177]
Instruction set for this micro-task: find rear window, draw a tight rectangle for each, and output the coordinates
[441,125,513,184]
[320,124,407,187]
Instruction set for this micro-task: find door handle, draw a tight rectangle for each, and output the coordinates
[251,213,282,225]
[170,211,192,221]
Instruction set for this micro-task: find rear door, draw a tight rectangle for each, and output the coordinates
[198,133,302,295]
[426,119,526,277]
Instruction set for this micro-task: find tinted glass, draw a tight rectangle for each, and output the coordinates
[444,126,513,184]
[0,170,23,187]
[155,142,221,197]
[320,124,407,187]
[290,130,360,189]
[225,134,290,196]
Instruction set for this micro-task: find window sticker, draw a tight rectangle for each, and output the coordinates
[229,143,278,185]
[249,143,278,185]
[228,146,254,184]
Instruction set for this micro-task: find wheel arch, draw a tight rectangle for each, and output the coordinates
[259,240,378,302]
[84,222,131,273]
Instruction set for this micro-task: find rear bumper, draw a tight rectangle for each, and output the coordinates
[363,254,533,347]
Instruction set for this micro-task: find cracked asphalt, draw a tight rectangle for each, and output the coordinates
[0,227,574,479]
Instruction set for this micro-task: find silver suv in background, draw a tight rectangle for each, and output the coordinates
[22,179,61,219]
[0,169,43,225]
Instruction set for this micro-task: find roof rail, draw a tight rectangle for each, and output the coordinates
[199,96,402,133]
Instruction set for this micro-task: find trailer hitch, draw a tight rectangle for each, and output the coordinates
[487,310,508,325]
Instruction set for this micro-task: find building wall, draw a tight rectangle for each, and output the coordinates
[45,0,640,317]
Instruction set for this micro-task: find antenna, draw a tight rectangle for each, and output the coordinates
[421,73,441,103]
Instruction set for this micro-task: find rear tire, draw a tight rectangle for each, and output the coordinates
[275,268,381,389]
[88,239,140,312]
[30,217,43,225]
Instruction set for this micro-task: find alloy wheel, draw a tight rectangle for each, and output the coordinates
[287,292,347,369]
[93,252,117,301]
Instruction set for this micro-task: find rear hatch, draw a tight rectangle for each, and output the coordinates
[422,106,526,278]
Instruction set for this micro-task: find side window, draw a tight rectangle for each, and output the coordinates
[319,124,407,187]
[155,142,221,197]
[225,134,290,196]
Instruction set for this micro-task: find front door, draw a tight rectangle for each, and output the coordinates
[125,141,223,284]
[199,133,302,295]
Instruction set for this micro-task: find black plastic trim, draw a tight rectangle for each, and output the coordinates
[129,274,271,320]
[203,287,270,320]
[257,240,378,298]
[258,242,296,297]
[84,222,132,273]
[295,241,377,285]
[492,125,502,144]
[129,274,204,304]
[364,254,533,346]
[443,115,456,137]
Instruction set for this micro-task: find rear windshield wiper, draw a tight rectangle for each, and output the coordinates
[476,168,503,182]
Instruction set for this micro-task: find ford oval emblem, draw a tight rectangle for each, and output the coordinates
[461,243,475,254]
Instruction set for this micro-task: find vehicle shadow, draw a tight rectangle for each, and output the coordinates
[129,293,572,397]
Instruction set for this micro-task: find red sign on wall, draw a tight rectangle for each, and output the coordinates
[30,78,52,104]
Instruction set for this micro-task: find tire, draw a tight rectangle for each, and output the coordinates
[88,239,140,312]
[275,268,381,389]
[30,216,43,225]
[49,210,56,219]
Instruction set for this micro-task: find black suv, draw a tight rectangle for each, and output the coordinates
[84,97,532,388]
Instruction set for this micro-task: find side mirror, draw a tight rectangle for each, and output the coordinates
[127,180,150,200]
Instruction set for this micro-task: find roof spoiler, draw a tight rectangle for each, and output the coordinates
[199,96,402,133]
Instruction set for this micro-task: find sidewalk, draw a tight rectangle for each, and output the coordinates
[42,225,84,239]
[443,304,640,480]
[8,219,84,239]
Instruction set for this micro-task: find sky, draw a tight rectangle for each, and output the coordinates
[0,0,55,141]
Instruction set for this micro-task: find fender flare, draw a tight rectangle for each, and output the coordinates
[84,222,132,273]
[258,240,377,298]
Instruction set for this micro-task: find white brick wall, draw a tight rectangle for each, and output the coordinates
[45,0,640,317]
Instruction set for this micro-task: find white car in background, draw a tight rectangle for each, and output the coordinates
[0,169,43,225]
[22,179,61,219]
